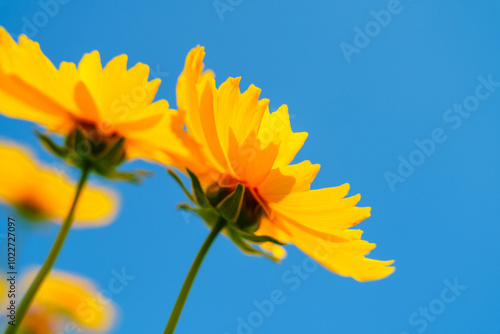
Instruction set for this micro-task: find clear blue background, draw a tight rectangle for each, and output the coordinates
[1,1,499,333]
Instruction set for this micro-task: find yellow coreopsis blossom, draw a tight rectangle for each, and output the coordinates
[0,27,192,170]
[0,140,117,226]
[2,269,115,333]
[175,46,394,281]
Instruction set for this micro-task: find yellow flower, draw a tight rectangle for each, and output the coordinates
[0,140,117,226]
[175,46,394,281]
[2,269,115,333]
[0,27,191,168]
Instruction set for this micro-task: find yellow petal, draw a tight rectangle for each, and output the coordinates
[113,100,167,133]
[226,130,280,186]
[260,241,287,259]
[22,268,115,331]
[255,216,287,259]
[77,51,103,96]
[176,47,308,183]
[0,28,79,130]
[0,140,118,226]
[214,77,241,154]
[74,81,101,123]
[268,184,371,235]
[258,105,308,168]
[195,75,230,172]
[215,79,268,148]
[98,57,161,125]
[46,179,118,227]
[0,74,71,130]
[123,105,200,168]
[274,216,394,281]
[235,85,268,144]
[259,161,320,202]
[0,28,190,164]
[176,46,211,146]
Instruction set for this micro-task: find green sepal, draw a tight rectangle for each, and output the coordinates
[216,184,244,223]
[177,203,198,212]
[178,203,219,227]
[64,129,74,148]
[96,169,152,183]
[73,128,89,158]
[187,169,210,208]
[229,224,285,245]
[168,169,195,202]
[36,127,150,184]
[227,227,280,262]
[172,169,282,261]
[96,137,126,168]
[36,131,68,159]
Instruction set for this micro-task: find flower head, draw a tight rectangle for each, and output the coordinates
[0,140,117,226]
[1,269,115,333]
[175,46,394,281]
[0,27,192,175]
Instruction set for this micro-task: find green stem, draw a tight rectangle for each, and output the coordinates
[6,164,92,334]
[164,218,226,334]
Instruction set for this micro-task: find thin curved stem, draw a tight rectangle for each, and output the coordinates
[6,164,92,334]
[164,218,226,334]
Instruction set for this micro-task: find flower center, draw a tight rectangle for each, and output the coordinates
[17,198,48,221]
[206,183,264,233]
[60,121,127,173]
[72,121,122,157]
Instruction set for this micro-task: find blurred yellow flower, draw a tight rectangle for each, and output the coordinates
[0,27,192,166]
[175,46,394,281]
[0,140,117,226]
[2,269,115,333]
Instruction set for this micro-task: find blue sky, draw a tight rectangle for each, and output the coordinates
[1,1,499,333]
